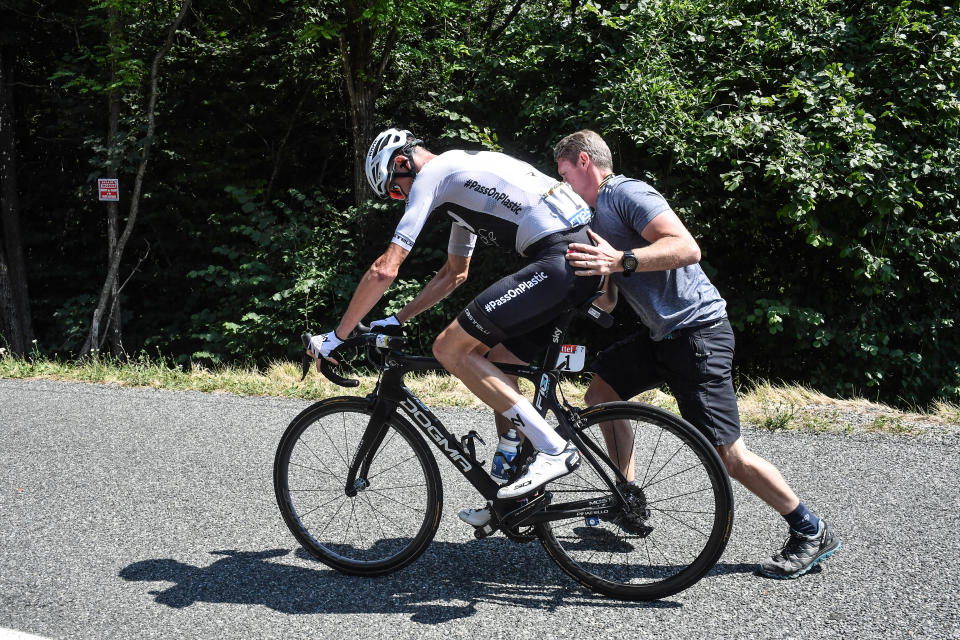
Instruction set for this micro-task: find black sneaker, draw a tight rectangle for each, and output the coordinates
[760,520,842,579]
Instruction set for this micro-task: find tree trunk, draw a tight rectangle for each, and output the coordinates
[81,0,192,356]
[0,245,21,353]
[0,40,34,356]
[105,4,123,357]
[339,0,402,206]
[105,133,122,356]
[345,79,376,206]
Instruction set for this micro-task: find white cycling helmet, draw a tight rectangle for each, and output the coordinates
[365,128,422,199]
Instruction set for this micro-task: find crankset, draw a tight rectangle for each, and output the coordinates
[499,491,551,542]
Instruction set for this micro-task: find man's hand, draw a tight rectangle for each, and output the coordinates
[369,314,403,336]
[306,331,343,367]
[566,229,625,276]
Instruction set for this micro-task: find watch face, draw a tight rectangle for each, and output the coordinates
[623,253,638,271]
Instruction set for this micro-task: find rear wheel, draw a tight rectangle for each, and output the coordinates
[274,397,442,576]
[537,402,733,600]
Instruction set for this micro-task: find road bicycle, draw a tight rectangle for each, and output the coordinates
[273,296,734,601]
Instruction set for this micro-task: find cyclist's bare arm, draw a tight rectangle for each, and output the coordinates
[335,243,409,337]
[395,253,471,323]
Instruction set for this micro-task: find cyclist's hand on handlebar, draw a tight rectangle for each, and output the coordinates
[306,331,343,366]
[369,314,403,336]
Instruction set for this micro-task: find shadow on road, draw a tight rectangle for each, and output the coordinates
[119,540,757,622]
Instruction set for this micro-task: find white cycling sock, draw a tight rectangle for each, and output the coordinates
[502,400,566,455]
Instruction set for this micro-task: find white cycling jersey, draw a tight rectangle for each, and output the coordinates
[391,150,592,257]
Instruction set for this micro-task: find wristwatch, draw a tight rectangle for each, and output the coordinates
[621,250,638,277]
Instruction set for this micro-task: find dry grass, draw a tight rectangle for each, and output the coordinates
[932,400,960,425]
[0,351,954,434]
[736,379,952,435]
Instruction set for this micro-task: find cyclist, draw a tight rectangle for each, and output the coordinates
[555,129,841,579]
[306,128,599,510]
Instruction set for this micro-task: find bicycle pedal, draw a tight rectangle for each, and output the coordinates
[473,523,496,539]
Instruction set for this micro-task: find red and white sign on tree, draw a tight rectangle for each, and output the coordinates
[98,178,119,201]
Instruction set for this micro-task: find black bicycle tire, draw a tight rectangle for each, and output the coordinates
[274,396,443,576]
[536,401,733,600]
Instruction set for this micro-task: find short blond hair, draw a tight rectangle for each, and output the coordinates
[553,130,613,171]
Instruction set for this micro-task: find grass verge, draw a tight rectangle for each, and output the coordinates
[1,351,954,435]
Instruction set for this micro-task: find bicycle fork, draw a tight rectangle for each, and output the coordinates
[343,396,395,497]
[343,389,502,501]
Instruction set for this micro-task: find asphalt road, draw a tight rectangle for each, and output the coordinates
[2,378,959,639]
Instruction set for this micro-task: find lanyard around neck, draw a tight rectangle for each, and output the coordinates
[597,174,615,193]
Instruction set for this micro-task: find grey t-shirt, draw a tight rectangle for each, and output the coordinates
[593,175,727,340]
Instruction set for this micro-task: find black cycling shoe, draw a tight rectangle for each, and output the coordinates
[760,520,842,579]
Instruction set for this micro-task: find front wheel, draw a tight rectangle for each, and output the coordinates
[537,402,733,600]
[274,397,443,576]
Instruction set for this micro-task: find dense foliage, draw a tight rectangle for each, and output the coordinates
[2,0,957,407]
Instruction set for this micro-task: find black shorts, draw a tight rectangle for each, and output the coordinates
[591,318,741,447]
[457,226,601,349]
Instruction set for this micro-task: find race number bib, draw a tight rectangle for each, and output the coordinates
[555,344,586,372]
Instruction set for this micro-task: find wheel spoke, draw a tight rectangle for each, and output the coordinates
[365,452,418,482]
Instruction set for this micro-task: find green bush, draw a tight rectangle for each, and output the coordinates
[187,187,366,363]
[191,1,959,406]
[579,0,960,406]
[16,0,957,408]
[185,186,510,365]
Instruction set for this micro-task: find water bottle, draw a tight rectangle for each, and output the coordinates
[490,428,521,484]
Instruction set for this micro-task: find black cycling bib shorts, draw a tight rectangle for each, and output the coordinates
[457,225,600,349]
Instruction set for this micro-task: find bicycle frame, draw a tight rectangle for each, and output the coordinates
[342,308,635,529]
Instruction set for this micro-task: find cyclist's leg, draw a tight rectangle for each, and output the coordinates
[434,240,597,444]
[435,239,599,495]
[434,320,567,454]
[457,331,556,526]
[485,343,528,439]
[487,323,558,438]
